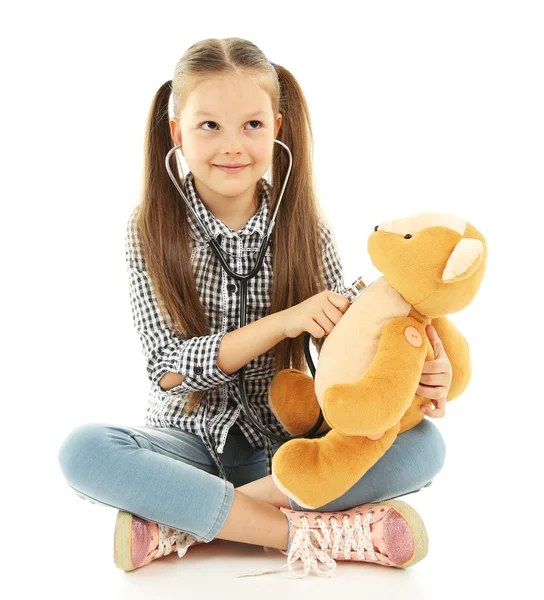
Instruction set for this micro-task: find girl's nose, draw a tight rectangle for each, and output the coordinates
[221,134,243,154]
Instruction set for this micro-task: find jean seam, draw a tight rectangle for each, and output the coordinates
[231,435,244,472]
[129,433,214,470]
[202,478,234,541]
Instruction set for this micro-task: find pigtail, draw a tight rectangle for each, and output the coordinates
[270,66,326,367]
[138,80,209,415]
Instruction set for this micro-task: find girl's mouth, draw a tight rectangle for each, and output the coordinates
[214,164,249,174]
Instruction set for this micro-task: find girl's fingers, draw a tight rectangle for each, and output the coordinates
[421,398,446,418]
[419,373,448,386]
[417,384,446,400]
[421,358,448,374]
[425,325,446,360]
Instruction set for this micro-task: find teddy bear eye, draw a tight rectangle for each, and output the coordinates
[404,234,412,239]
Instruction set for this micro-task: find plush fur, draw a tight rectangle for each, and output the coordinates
[269,212,487,508]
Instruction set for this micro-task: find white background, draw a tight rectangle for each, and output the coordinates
[2,1,542,597]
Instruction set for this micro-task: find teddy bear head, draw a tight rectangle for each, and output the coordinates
[367,212,487,318]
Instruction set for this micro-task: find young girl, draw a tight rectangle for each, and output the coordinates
[57,37,449,579]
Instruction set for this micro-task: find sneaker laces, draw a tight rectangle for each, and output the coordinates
[156,524,201,559]
[237,510,376,578]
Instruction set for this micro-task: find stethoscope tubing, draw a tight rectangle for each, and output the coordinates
[164,141,325,442]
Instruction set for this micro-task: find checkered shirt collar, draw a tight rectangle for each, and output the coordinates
[183,171,271,242]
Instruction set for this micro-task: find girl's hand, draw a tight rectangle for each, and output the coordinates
[280,290,350,339]
[418,325,452,419]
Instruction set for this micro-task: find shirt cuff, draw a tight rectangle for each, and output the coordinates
[175,331,238,392]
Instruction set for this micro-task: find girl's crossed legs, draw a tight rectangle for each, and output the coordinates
[57,419,446,551]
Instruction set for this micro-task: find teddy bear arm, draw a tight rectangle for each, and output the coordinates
[323,317,428,435]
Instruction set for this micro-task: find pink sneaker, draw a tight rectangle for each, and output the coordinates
[239,498,428,578]
[113,510,205,572]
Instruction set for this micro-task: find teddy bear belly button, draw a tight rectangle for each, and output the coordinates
[404,326,423,347]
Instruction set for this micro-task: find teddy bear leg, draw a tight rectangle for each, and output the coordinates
[323,317,429,436]
[268,368,331,436]
[272,423,401,509]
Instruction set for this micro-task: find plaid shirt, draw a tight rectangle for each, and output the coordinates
[125,171,346,480]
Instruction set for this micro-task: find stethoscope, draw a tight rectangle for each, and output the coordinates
[164,139,325,442]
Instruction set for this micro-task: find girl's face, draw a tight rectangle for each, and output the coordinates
[171,73,282,197]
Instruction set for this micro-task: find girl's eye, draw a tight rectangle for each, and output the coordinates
[246,120,263,130]
[199,120,263,131]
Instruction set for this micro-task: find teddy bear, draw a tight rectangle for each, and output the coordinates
[268,211,487,509]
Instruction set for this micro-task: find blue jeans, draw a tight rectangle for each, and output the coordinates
[57,419,445,543]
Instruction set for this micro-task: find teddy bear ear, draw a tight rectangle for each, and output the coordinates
[442,238,484,283]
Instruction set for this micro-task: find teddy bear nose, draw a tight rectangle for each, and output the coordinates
[405,234,412,239]
[374,225,379,231]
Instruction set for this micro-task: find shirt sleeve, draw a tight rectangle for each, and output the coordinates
[320,220,347,295]
[125,207,237,394]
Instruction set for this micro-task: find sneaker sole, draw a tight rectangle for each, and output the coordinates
[114,510,137,572]
[374,499,429,568]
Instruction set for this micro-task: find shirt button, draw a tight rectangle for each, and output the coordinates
[227,283,237,293]
[194,366,203,375]
[227,324,236,332]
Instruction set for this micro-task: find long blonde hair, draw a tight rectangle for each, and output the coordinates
[137,37,327,415]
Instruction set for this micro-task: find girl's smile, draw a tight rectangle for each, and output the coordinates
[213,164,249,174]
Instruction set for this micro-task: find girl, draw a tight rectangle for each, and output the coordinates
[57,37,449,579]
